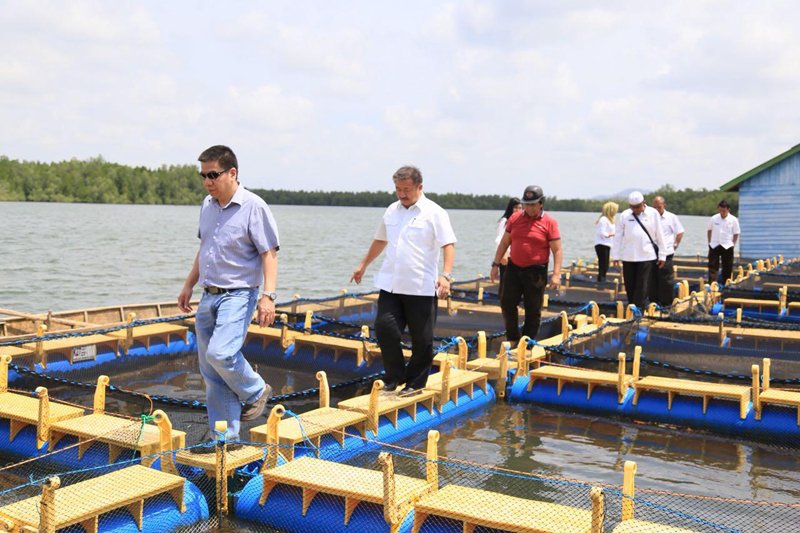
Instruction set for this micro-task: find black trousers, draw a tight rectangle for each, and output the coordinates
[708,245,735,285]
[622,260,654,309]
[374,290,437,390]
[595,244,611,282]
[501,261,547,343]
[650,254,675,307]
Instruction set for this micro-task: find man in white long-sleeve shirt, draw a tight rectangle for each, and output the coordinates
[612,191,667,309]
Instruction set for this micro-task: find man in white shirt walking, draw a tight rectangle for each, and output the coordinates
[651,196,685,307]
[707,199,740,285]
[612,191,667,309]
[351,166,456,396]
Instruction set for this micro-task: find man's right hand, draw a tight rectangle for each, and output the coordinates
[177,285,194,313]
[490,265,500,283]
[350,263,366,285]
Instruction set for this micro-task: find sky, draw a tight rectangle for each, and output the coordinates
[1,1,799,199]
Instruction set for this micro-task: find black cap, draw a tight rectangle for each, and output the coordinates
[521,185,544,204]
[718,199,730,208]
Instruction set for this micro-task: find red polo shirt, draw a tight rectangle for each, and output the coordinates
[506,210,560,267]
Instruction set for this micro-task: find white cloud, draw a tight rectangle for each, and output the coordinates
[1,1,799,198]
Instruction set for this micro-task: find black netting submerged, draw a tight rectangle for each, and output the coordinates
[2,276,800,531]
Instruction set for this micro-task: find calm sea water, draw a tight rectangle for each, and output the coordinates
[1,201,717,313]
[1,200,794,528]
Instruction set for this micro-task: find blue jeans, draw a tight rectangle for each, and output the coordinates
[195,288,265,440]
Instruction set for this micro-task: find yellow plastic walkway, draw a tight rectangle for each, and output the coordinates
[108,322,189,350]
[338,382,436,434]
[759,388,800,425]
[412,484,603,533]
[0,389,85,449]
[528,365,631,403]
[633,376,751,419]
[611,519,698,532]
[424,368,488,408]
[176,444,268,477]
[0,465,185,533]
[22,334,120,368]
[260,455,432,529]
[49,413,186,463]
[249,407,367,461]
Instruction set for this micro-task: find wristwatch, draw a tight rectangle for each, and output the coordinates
[261,291,278,301]
[441,272,454,282]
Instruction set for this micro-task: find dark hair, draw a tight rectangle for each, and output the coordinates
[500,197,521,221]
[198,145,238,172]
[392,165,423,185]
[718,199,730,208]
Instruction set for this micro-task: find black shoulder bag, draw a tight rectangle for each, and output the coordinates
[632,212,659,258]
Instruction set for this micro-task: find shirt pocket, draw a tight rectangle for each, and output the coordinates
[404,217,434,247]
[383,213,401,242]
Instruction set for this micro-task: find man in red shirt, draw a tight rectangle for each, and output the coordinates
[490,185,563,342]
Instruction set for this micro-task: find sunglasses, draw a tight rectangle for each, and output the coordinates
[199,169,230,180]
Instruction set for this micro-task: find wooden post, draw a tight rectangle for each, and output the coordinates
[438,360,451,410]
[456,336,467,370]
[279,313,290,349]
[317,371,330,408]
[646,303,656,317]
[291,294,300,314]
[477,287,484,304]
[560,311,569,341]
[367,380,383,435]
[622,460,637,521]
[153,410,178,474]
[632,345,641,383]
[476,331,486,359]
[94,375,110,414]
[36,387,50,450]
[124,312,136,353]
[303,311,313,332]
[779,286,788,315]
[498,345,508,399]
[763,358,771,391]
[613,278,620,300]
[736,308,742,324]
[426,430,439,488]
[617,353,626,403]
[339,288,348,310]
[564,271,571,288]
[626,304,635,320]
[261,405,285,472]
[616,300,624,319]
[215,420,229,516]
[589,301,600,326]
[39,476,61,533]
[752,365,761,420]
[543,293,549,309]
[718,312,726,346]
[36,323,48,369]
[590,487,604,533]
[0,354,10,393]
[378,452,398,527]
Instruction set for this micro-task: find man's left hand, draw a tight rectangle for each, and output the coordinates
[548,273,561,290]
[257,296,276,327]
[657,260,665,269]
[436,277,451,299]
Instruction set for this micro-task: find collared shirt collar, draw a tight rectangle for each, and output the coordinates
[400,192,431,213]
[523,208,545,221]
[213,184,245,209]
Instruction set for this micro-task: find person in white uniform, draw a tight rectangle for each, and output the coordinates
[351,166,456,396]
[650,195,684,306]
[612,191,667,309]
[707,199,740,285]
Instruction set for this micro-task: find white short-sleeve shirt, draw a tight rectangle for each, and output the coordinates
[373,194,457,296]
[658,210,685,256]
[708,213,740,249]
[611,206,667,262]
[594,217,615,247]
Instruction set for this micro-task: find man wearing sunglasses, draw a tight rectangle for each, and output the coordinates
[178,145,280,449]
